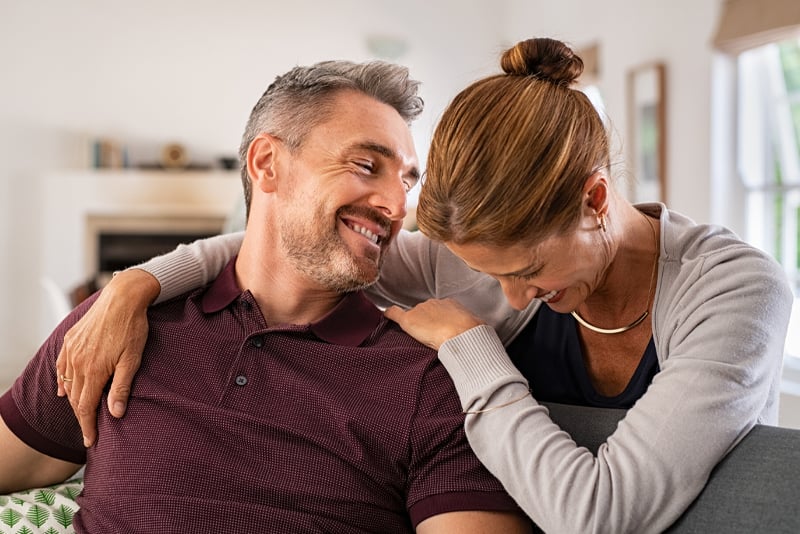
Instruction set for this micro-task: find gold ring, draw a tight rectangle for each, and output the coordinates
[59,374,73,383]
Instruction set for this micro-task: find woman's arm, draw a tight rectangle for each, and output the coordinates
[59,229,535,446]
[370,230,538,344]
[423,248,793,533]
[56,232,243,446]
[147,231,244,303]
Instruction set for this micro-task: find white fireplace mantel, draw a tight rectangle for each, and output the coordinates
[40,169,241,296]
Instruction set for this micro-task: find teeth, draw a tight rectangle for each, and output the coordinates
[351,223,379,244]
[539,289,558,302]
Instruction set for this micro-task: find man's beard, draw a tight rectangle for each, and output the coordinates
[280,205,389,293]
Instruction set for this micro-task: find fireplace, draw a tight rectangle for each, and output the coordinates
[86,213,226,287]
[38,168,240,294]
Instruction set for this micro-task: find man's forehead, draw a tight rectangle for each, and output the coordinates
[304,91,418,164]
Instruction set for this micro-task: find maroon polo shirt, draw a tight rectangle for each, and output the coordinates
[1,259,521,533]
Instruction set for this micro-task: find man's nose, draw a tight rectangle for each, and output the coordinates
[371,175,408,221]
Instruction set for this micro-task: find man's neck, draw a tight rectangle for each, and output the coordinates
[234,243,345,326]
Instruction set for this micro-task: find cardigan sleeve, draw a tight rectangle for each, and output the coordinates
[437,241,792,534]
[137,229,538,343]
[135,232,243,304]
[367,230,538,345]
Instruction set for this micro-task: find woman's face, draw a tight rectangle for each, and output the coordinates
[446,224,611,312]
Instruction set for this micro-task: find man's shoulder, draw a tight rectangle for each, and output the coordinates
[374,316,438,356]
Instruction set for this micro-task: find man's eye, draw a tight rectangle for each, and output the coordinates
[355,161,374,173]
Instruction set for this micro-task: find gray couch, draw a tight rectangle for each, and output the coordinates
[545,402,800,533]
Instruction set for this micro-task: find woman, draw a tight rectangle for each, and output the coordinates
[57,38,792,533]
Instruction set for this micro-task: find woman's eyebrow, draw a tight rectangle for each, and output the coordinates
[497,263,543,278]
[467,261,543,278]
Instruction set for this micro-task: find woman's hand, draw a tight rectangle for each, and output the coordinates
[384,298,485,350]
[55,269,160,447]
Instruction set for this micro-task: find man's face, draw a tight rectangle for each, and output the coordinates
[276,90,419,292]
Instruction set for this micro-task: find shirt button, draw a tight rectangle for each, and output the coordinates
[235,375,248,386]
[250,336,264,348]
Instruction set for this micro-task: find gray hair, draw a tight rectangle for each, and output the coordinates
[237,60,424,215]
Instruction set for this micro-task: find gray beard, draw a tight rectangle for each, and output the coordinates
[279,211,383,293]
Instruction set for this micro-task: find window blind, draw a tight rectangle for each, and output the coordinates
[713,0,800,53]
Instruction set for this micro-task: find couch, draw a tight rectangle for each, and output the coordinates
[2,403,798,533]
[546,402,800,533]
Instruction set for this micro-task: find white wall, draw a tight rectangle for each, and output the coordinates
[503,0,721,223]
[0,0,505,384]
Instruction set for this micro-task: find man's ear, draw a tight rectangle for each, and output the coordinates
[246,133,282,193]
[583,170,609,217]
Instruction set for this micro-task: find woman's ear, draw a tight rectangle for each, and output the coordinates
[583,170,609,216]
[246,134,281,193]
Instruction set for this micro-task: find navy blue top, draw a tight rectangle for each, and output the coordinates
[507,305,659,409]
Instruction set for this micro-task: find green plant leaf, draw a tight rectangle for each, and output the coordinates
[35,489,57,506]
[15,526,34,534]
[9,497,24,506]
[0,508,22,527]
[53,504,75,528]
[26,504,49,527]
[61,485,80,501]
[44,528,61,534]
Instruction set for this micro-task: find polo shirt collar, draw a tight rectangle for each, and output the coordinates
[201,258,383,347]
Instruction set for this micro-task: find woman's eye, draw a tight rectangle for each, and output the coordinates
[516,269,542,281]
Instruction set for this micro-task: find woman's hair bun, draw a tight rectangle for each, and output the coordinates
[500,37,584,86]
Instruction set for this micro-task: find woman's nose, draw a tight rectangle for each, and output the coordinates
[498,279,537,311]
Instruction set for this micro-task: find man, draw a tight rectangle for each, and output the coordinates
[0,60,530,533]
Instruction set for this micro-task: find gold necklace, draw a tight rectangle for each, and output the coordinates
[571,213,658,335]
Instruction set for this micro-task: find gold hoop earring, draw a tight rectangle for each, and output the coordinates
[597,213,607,232]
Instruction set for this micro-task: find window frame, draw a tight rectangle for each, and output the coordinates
[713,38,800,388]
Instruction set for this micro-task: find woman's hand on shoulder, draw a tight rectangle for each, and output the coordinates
[384,298,485,350]
[56,268,159,447]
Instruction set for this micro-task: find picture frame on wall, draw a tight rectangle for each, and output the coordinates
[627,62,667,204]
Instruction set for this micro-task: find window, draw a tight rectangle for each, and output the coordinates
[736,37,800,387]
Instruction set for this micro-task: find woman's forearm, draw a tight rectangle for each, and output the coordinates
[134,232,244,303]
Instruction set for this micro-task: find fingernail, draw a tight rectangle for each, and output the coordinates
[83,436,92,448]
[113,402,126,416]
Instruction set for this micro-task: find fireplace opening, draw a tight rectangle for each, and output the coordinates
[86,214,226,289]
[97,231,219,274]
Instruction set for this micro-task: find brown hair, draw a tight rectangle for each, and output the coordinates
[239,60,424,217]
[418,37,609,246]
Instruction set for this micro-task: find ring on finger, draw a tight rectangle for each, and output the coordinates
[58,374,74,383]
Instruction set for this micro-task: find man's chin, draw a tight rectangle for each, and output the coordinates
[315,257,380,293]
[351,258,381,287]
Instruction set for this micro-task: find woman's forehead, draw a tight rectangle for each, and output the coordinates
[445,239,545,275]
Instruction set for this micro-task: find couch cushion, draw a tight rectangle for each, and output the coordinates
[544,402,800,533]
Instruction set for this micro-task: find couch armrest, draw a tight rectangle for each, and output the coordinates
[542,402,800,533]
[666,424,800,533]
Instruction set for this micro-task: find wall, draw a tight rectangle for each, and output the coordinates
[503,0,721,222]
[0,0,505,384]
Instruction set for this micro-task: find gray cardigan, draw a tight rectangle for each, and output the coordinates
[142,203,793,533]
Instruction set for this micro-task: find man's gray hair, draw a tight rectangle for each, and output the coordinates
[237,60,424,214]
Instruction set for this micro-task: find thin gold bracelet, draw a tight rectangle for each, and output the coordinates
[463,389,532,415]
